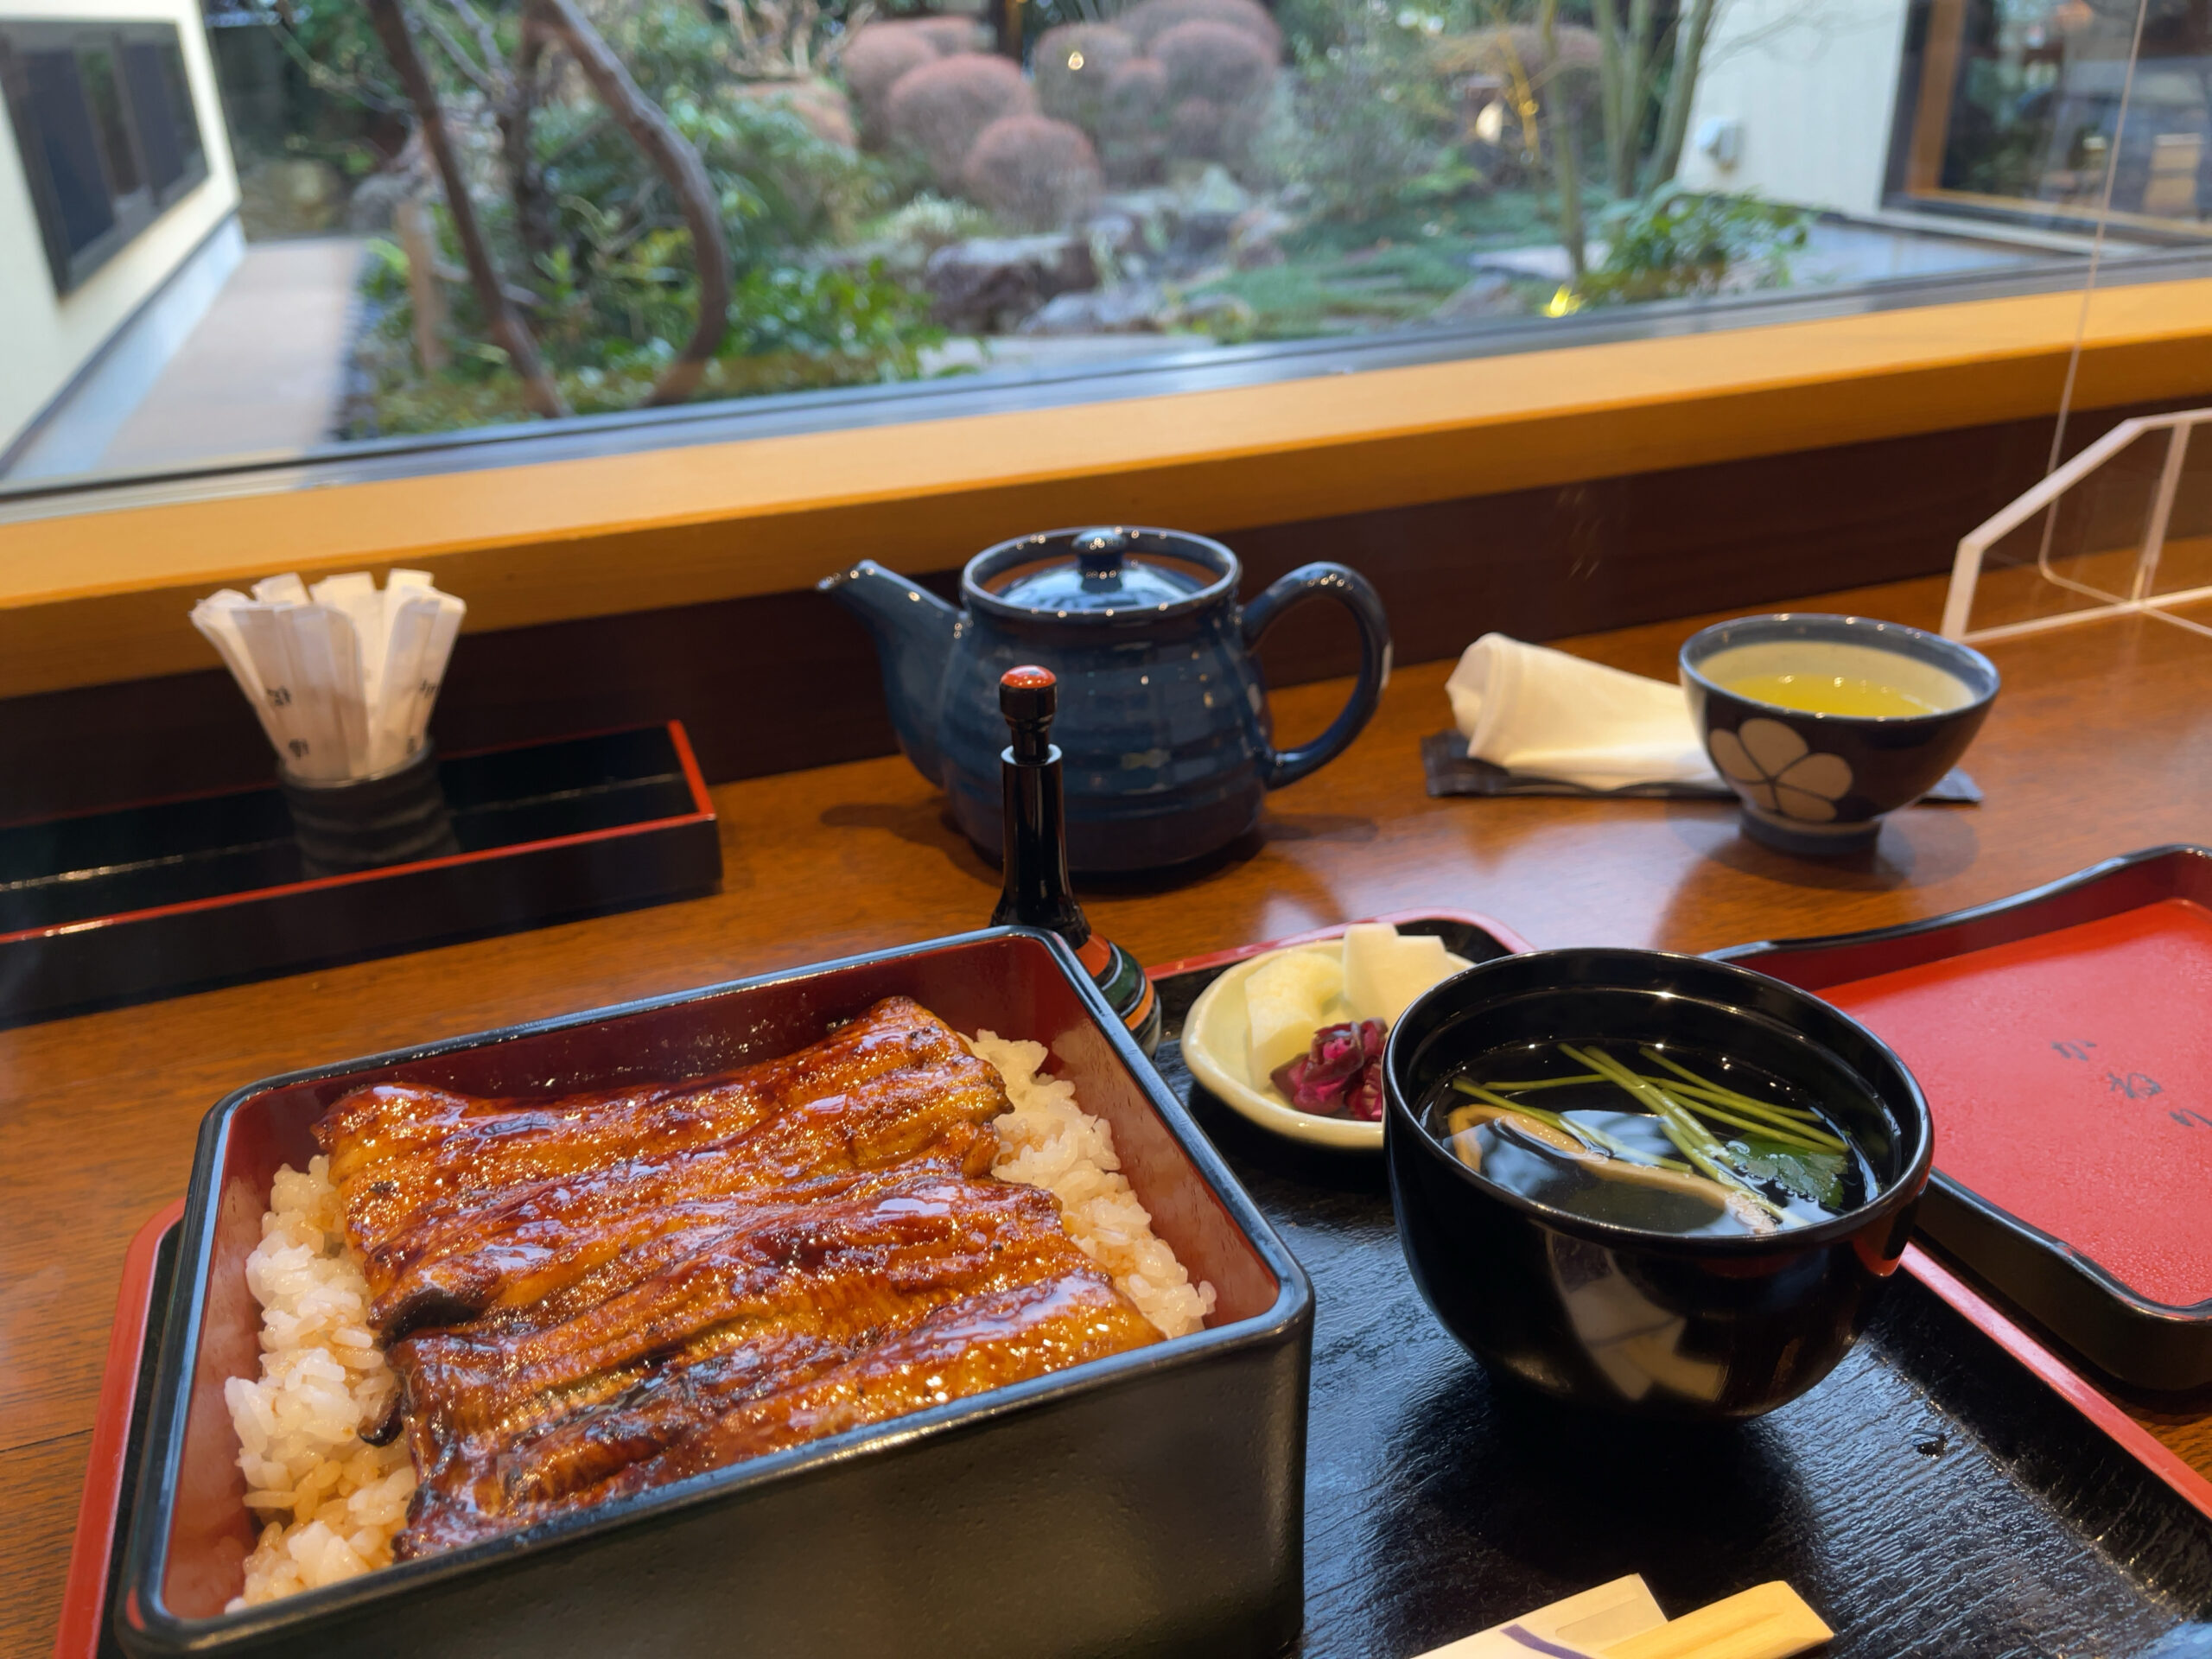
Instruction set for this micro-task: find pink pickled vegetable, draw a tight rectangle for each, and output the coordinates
[1270,1019,1388,1121]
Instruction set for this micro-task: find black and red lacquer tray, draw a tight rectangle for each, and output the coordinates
[0,723,721,1028]
[62,909,2212,1657]
[1715,843,2212,1394]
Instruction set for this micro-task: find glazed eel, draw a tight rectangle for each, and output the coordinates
[313,996,1159,1557]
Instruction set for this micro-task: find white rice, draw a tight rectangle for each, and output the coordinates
[972,1029,1217,1338]
[222,1156,415,1611]
[224,1032,1212,1607]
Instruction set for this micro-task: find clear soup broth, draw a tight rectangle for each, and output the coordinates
[1421,1039,1875,1237]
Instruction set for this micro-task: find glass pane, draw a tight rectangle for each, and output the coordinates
[77,44,143,198]
[6,0,2209,487]
[16,47,117,258]
[1901,0,2212,232]
[123,39,184,194]
[158,40,203,173]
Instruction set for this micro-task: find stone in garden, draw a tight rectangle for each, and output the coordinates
[925,234,1099,333]
[1083,210,1142,257]
[1172,162,1249,253]
[1430,273,1526,321]
[1183,162,1251,217]
[1230,203,1294,268]
[1470,244,1608,283]
[1017,281,1170,334]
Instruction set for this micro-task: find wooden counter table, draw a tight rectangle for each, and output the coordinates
[5,571,2210,1654]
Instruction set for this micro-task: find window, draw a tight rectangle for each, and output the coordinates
[0,0,2207,494]
[1,20,210,294]
[1893,0,2212,237]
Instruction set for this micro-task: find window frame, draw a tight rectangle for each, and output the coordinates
[0,270,2208,705]
[1885,0,2212,242]
[0,18,212,296]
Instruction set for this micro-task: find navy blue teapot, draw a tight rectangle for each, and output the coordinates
[820,526,1391,872]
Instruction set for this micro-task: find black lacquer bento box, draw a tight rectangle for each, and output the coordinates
[116,928,1314,1659]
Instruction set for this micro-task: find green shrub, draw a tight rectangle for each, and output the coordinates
[1579,190,1810,304]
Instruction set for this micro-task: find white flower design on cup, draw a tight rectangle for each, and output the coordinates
[1708,718,1854,823]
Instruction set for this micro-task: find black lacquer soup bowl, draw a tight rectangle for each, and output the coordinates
[1383,949,1933,1421]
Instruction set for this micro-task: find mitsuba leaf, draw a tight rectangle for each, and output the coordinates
[1724,1135,1845,1209]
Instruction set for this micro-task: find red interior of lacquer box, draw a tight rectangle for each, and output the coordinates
[160,931,1282,1619]
[1739,854,2212,1314]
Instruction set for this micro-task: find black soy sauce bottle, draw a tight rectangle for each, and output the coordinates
[991,665,1162,1055]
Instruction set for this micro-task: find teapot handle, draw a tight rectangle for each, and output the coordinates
[1240,562,1392,791]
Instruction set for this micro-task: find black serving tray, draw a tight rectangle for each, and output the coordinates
[0,723,721,1027]
[1153,915,2212,1658]
[66,915,2212,1659]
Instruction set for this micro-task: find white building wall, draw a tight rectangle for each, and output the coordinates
[0,0,240,454]
[1675,0,1912,217]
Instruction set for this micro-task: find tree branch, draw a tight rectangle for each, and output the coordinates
[1645,0,1717,190]
[1622,0,1652,184]
[505,21,559,269]
[445,0,505,76]
[1591,0,1630,197]
[524,0,731,404]
[363,0,569,418]
[415,4,504,98]
[1539,0,1586,278]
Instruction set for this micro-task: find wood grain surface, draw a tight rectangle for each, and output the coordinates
[5,570,2211,1654]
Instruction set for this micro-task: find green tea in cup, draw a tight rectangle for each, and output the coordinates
[1700,640,1972,720]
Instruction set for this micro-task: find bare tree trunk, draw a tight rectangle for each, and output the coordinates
[1620,0,1651,192]
[1644,0,1717,192]
[1591,0,1630,198]
[525,0,731,406]
[395,192,451,371]
[363,0,569,417]
[1540,0,1586,279]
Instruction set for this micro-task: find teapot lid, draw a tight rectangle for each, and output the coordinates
[981,528,1221,617]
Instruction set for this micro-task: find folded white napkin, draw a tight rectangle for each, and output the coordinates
[1445,632,1722,791]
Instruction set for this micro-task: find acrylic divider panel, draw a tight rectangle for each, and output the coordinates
[1942,409,2212,645]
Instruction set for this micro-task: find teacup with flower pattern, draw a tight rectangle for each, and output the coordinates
[1681,614,1999,856]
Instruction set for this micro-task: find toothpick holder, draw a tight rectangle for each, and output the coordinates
[278,743,460,876]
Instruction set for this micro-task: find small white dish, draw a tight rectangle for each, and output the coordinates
[1182,939,1474,1151]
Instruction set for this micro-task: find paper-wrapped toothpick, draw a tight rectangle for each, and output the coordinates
[192,570,466,783]
[1414,1575,1832,1659]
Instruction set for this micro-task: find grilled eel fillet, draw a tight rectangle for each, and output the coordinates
[311,996,1161,1556]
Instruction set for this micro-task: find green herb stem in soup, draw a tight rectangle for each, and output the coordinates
[1422,1041,1871,1237]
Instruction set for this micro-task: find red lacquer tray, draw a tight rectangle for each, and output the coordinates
[58,1198,182,1659]
[1713,844,2212,1394]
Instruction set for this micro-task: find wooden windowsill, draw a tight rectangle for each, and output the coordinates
[1,276,2209,700]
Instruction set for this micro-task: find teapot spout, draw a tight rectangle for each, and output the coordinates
[818,560,959,785]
